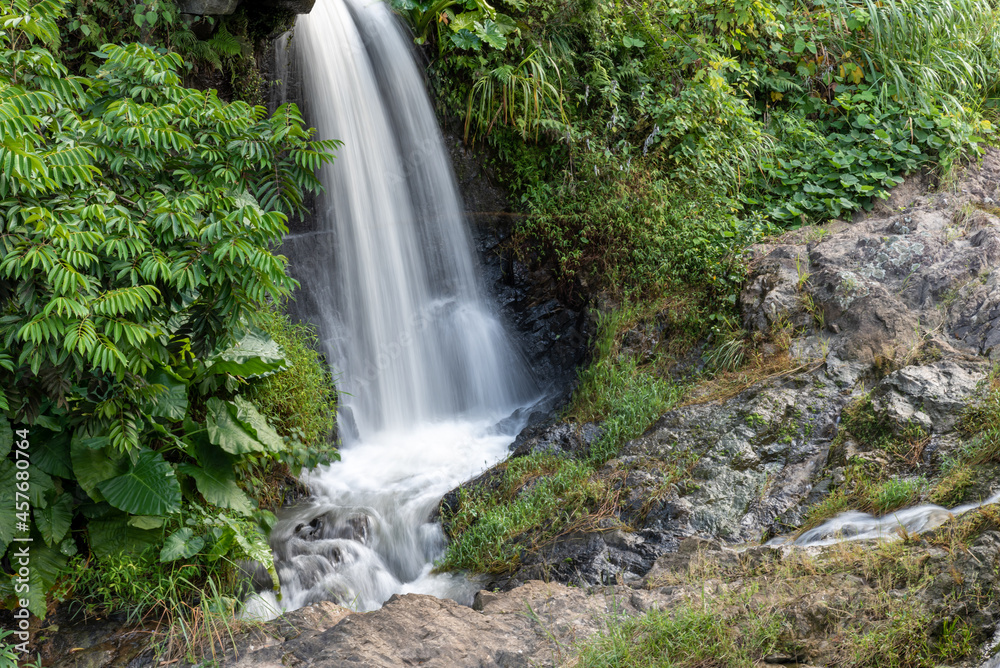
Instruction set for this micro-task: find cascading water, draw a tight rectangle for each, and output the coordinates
[782,488,1000,547]
[246,0,537,618]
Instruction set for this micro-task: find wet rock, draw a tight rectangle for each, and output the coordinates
[641,537,740,587]
[33,613,154,668]
[447,132,593,400]
[490,529,674,591]
[509,421,603,458]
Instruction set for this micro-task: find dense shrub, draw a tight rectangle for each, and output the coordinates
[0,0,337,617]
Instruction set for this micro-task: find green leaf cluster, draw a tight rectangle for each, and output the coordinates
[392,0,520,51]
[401,0,995,320]
[0,0,338,617]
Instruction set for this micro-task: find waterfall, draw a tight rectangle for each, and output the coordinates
[281,0,533,436]
[247,0,538,618]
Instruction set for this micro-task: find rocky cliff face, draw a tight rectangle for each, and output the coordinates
[445,133,593,403]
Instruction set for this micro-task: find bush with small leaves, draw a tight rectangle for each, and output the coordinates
[0,0,338,616]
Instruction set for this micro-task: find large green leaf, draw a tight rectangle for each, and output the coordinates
[88,514,160,559]
[208,328,287,379]
[475,18,508,50]
[0,416,11,459]
[178,463,254,515]
[223,515,279,591]
[0,460,16,555]
[144,368,189,421]
[97,449,181,515]
[207,526,235,562]
[33,415,64,432]
[206,397,265,455]
[33,431,73,479]
[21,543,67,619]
[27,467,54,509]
[233,396,285,453]
[35,493,72,546]
[71,437,124,501]
[128,515,164,530]
[160,527,205,562]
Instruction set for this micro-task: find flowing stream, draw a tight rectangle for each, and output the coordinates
[785,490,1000,547]
[779,472,1000,667]
[247,0,537,619]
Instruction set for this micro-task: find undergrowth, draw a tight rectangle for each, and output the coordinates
[248,302,339,475]
[575,598,786,668]
[581,539,977,668]
[438,455,615,573]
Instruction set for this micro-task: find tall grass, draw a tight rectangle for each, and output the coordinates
[830,0,1000,112]
[466,48,567,141]
[438,455,611,572]
[567,307,684,462]
[576,599,784,668]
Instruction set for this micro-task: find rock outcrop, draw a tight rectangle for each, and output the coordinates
[445,150,1000,595]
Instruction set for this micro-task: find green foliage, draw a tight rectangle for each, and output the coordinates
[439,454,609,573]
[577,538,977,668]
[828,0,1000,114]
[391,0,519,50]
[59,0,292,105]
[247,303,339,474]
[804,462,926,528]
[60,547,257,663]
[466,48,566,141]
[0,0,337,616]
[758,93,989,222]
[838,395,928,460]
[405,0,995,308]
[568,307,685,461]
[576,599,785,668]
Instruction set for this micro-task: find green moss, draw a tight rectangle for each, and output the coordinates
[248,302,338,473]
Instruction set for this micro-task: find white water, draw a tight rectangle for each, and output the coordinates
[244,420,517,619]
[251,0,537,618]
[783,486,1000,547]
